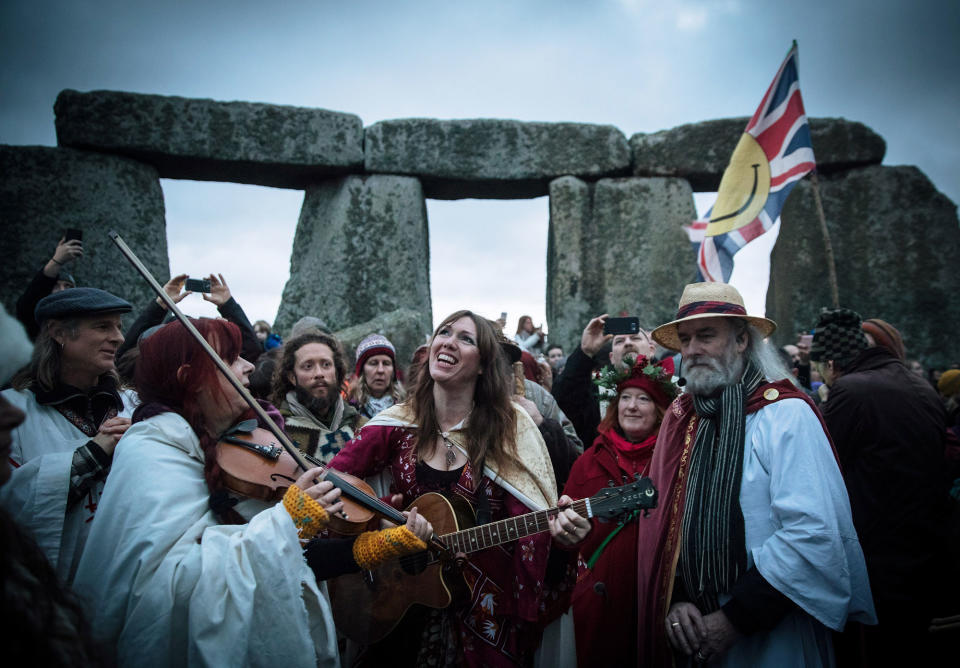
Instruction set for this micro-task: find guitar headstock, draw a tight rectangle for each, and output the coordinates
[588,476,658,520]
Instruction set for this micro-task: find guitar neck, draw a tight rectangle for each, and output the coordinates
[441,498,591,555]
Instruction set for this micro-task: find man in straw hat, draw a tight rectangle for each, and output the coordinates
[635,282,875,667]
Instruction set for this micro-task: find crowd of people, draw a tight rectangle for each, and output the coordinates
[1,236,958,666]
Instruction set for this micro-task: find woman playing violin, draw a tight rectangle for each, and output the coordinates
[330,310,591,667]
[72,318,432,667]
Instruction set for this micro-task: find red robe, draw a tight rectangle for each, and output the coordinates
[635,380,834,666]
[563,428,656,667]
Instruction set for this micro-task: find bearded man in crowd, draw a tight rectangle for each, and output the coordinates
[635,283,875,667]
[271,331,365,463]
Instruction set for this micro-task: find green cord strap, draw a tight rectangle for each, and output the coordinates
[585,509,640,569]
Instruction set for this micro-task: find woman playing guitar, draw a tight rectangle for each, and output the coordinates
[330,310,591,667]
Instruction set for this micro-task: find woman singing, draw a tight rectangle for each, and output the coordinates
[330,310,590,667]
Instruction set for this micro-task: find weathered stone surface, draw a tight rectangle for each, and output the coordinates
[547,176,695,352]
[275,175,432,338]
[365,119,631,199]
[1,145,169,325]
[55,89,364,189]
[334,308,430,373]
[631,117,886,191]
[766,165,960,367]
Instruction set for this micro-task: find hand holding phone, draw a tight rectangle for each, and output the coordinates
[53,233,84,266]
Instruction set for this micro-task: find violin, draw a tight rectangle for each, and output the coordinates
[217,420,389,536]
[110,232,453,553]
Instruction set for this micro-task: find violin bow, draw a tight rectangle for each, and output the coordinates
[109,232,440,545]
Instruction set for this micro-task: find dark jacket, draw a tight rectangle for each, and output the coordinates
[552,346,602,447]
[822,347,957,617]
[15,268,58,339]
[116,297,261,363]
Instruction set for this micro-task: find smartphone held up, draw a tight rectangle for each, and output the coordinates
[185,277,212,293]
[603,317,640,336]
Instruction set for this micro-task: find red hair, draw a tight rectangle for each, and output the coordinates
[135,319,242,424]
[134,318,245,524]
[520,351,539,382]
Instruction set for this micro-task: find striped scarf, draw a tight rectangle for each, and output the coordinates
[677,359,764,612]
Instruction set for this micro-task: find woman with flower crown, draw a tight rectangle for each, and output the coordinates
[562,354,678,666]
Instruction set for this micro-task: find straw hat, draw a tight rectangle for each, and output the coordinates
[651,282,776,351]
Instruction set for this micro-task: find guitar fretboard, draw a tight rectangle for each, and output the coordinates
[440,499,590,554]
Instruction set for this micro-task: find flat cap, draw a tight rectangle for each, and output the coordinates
[35,287,132,325]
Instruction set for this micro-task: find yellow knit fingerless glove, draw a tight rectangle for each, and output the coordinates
[352,525,428,570]
[282,484,330,540]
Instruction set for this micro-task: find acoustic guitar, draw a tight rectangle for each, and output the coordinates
[328,476,657,644]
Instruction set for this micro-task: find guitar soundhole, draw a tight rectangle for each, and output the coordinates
[399,550,429,575]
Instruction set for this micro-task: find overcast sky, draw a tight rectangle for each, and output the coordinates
[2,0,957,335]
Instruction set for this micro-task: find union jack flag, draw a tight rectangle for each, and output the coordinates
[695,42,816,282]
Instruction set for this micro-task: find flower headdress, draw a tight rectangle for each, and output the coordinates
[593,354,678,409]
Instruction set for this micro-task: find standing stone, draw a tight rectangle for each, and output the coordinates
[365,119,630,199]
[547,177,595,354]
[55,90,364,189]
[1,145,168,324]
[547,176,695,352]
[766,165,960,368]
[630,117,886,191]
[275,175,431,337]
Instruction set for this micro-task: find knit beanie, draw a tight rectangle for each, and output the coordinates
[861,318,906,360]
[939,369,960,398]
[355,334,396,377]
[0,304,32,384]
[810,308,868,368]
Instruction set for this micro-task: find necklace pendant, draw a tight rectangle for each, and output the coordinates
[445,448,457,466]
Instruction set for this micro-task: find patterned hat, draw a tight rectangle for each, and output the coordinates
[355,334,396,377]
[651,282,776,351]
[810,308,867,366]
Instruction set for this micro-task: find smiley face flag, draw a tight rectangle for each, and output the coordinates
[696,42,816,282]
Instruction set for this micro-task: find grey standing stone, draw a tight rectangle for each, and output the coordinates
[631,117,886,191]
[547,177,595,354]
[365,118,630,199]
[275,175,432,338]
[55,90,364,189]
[1,145,168,326]
[547,176,695,352]
[334,308,431,375]
[766,165,960,368]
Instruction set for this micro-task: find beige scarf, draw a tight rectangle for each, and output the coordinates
[365,402,558,510]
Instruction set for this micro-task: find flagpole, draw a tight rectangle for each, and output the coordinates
[810,171,840,307]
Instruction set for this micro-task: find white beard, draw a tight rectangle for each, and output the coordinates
[682,341,745,397]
